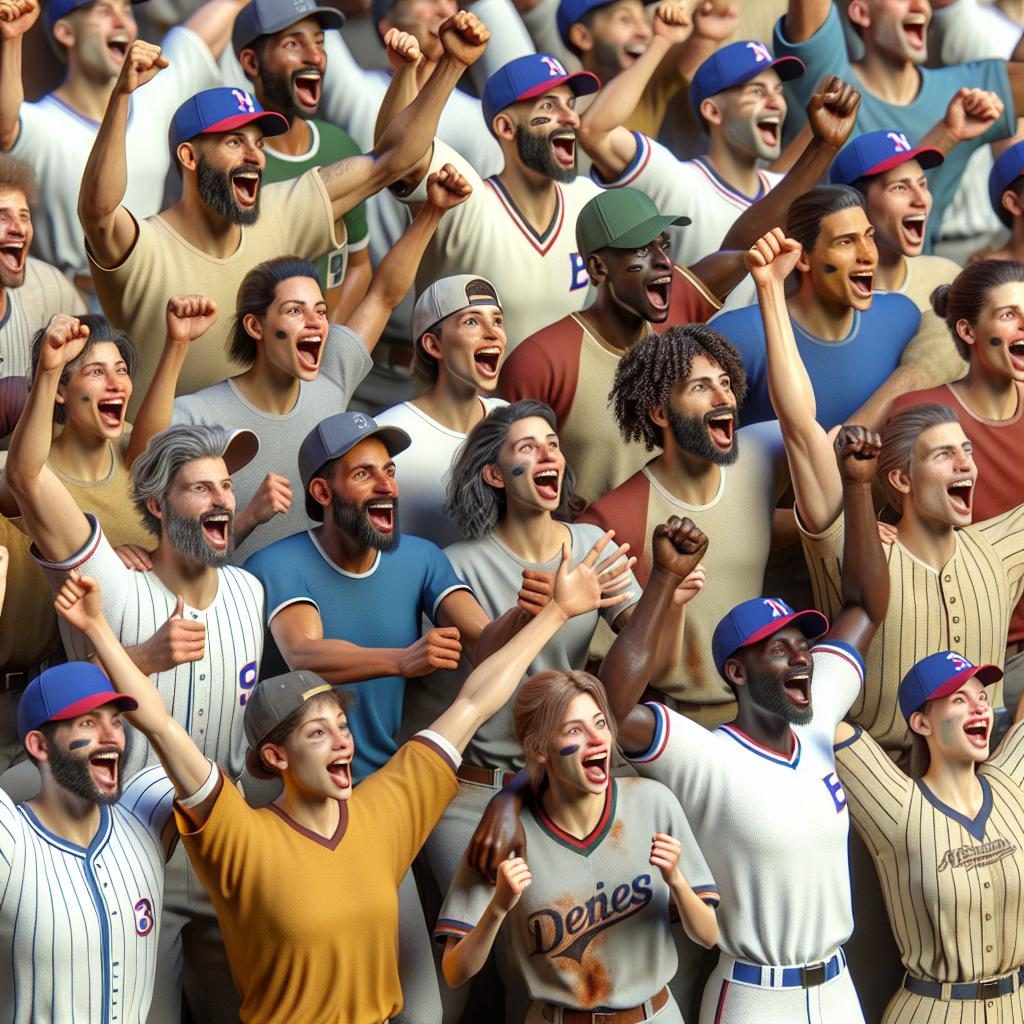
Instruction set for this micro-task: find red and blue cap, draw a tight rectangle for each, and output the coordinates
[170,88,289,151]
[482,54,599,134]
[711,597,828,679]
[898,651,1002,721]
[555,0,655,47]
[17,663,137,741]
[988,140,1024,227]
[690,40,804,119]
[829,129,943,186]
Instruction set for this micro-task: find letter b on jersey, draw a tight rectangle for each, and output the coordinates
[569,252,588,291]
[822,772,847,812]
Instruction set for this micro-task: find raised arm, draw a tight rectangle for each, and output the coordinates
[919,87,1005,156]
[578,1,694,181]
[345,164,471,351]
[78,41,169,270]
[746,228,842,534]
[782,0,832,44]
[126,295,218,466]
[181,0,249,60]
[0,0,39,151]
[317,12,489,220]
[826,427,889,657]
[372,29,424,147]
[54,572,212,799]
[5,315,93,561]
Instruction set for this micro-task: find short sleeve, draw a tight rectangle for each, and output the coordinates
[834,725,912,850]
[0,788,22,871]
[974,506,1024,605]
[706,307,771,423]
[421,542,474,621]
[772,7,854,112]
[261,170,341,263]
[667,265,721,324]
[435,854,498,943]
[319,323,372,402]
[498,333,577,425]
[120,764,177,852]
[806,642,865,727]
[655,783,718,906]
[396,139,486,207]
[572,522,642,626]
[244,543,319,625]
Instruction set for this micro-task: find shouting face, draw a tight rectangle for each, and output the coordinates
[250,17,328,120]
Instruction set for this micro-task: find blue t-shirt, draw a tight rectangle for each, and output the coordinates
[245,530,470,781]
[711,292,920,427]
[773,6,1013,248]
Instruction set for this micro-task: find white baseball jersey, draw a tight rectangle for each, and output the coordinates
[595,133,783,270]
[631,641,863,967]
[35,516,264,781]
[436,776,717,1011]
[0,765,175,1024]
[399,139,600,350]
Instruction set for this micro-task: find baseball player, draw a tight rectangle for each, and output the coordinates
[5,318,265,1023]
[51,526,616,1024]
[1,660,176,1023]
[835,650,1024,1022]
[471,427,890,1024]
[438,670,719,1023]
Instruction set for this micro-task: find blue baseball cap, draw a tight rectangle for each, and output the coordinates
[555,0,655,47]
[170,88,289,151]
[898,651,1002,721]
[232,0,344,56]
[482,54,599,133]
[712,597,828,679]
[830,130,943,186]
[18,663,137,741]
[299,412,411,520]
[690,40,804,119]
[46,0,147,31]
[989,141,1024,227]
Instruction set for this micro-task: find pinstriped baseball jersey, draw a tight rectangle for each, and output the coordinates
[0,765,175,1023]
[34,516,265,781]
[835,723,1024,1003]
[801,508,1024,764]
[630,643,864,967]
[436,776,717,1011]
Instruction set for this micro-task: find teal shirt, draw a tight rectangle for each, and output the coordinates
[262,118,370,288]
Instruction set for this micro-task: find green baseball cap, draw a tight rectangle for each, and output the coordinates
[575,188,691,257]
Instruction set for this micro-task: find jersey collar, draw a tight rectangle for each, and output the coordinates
[917,776,993,841]
[531,779,617,856]
[718,723,802,769]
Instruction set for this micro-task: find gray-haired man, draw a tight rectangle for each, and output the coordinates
[5,317,265,1023]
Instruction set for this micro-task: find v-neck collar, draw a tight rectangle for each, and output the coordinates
[486,177,565,254]
[532,780,617,856]
[267,799,349,850]
[718,723,802,769]
[917,776,992,841]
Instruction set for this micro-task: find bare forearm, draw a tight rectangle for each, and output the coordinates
[6,366,59,493]
[442,908,506,987]
[79,89,130,228]
[373,59,422,145]
[183,0,247,59]
[282,636,404,682]
[371,204,443,307]
[0,37,24,150]
[840,478,889,627]
[782,0,832,44]
[328,254,372,323]
[669,876,718,948]
[581,37,671,137]
[125,340,189,466]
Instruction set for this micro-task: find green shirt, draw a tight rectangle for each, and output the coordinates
[262,118,370,289]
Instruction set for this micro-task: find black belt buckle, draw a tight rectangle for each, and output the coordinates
[975,978,1002,1001]
[801,962,827,988]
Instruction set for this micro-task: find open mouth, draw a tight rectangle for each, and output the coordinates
[532,468,560,502]
[106,36,129,61]
[296,335,323,371]
[756,117,781,148]
[582,751,609,785]
[473,345,503,378]
[706,410,735,451]
[902,214,926,248]
[902,14,927,50]
[327,758,352,790]
[1009,338,1024,370]
[783,672,811,708]
[623,41,647,63]
[645,274,672,314]
[849,272,874,300]
[365,499,395,533]
[231,168,261,208]
[201,511,231,549]
[947,480,973,516]
[97,397,125,430]
[292,70,322,110]
[90,749,120,791]
[963,718,990,748]
[0,240,26,276]
[550,131,577,170]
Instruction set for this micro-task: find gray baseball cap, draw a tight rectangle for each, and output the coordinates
[298,412,411,521]
[232,0,345,56]
[412,275,502,343]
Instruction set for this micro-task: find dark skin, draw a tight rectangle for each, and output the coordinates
[467,427,890,879]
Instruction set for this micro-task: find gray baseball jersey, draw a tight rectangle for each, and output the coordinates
[436,776,716,1012]
[0,765,175,1023]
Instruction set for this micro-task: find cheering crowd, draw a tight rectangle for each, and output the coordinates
[2,0,1024,1021]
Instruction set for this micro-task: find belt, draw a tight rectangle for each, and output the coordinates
[904,968,1024,1001]
[542,986,669,1023]
[728,949,846,989]
[456,763,516,788]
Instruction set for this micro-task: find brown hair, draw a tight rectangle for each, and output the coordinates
[512,670,616,789]
[785,184,865,254]
[877,403,960,515]
[0,154,38,207]
[930,260,1024,361]
[249,689,351,779]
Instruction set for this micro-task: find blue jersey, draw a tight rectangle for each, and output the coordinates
[245,530,471,781]
[711,293,920,428]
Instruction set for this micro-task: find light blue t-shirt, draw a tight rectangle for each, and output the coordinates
[245,530,471,781]
[711,292,920,427]
[773,6,1014,248]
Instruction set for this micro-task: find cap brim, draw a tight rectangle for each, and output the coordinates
[603,212,692,250]
[768,55,805,82]
[516,69,601,105]
[223,429,260,475]
[739,609,830,651]
[862,145,945,178]
[47,691,138,724]
[202,110,290,140]
[926,664,1003,704]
